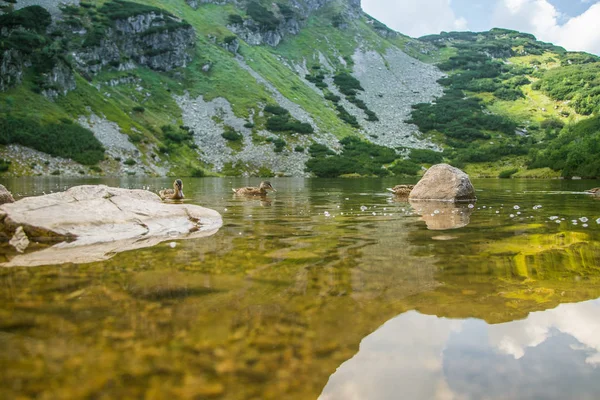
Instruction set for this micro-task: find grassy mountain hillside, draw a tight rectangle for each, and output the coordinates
[416,29,600,178]
[0,0,598,178]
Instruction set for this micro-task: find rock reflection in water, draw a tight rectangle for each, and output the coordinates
[320,298,600,400]
[409,200,475,230]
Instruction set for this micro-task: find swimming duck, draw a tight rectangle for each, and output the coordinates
[233,181,276,196]
[387,184,414,196]
[585,187,600,195]
[159,179,184,200]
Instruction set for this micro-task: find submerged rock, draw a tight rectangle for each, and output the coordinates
[0,185,222,267]
[409,164,477,202]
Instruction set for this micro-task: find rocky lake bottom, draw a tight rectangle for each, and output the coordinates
[1,177,600,399]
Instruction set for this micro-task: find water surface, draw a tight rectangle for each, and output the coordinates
[1,177,599,399]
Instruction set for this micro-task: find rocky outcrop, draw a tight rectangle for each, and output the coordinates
[75,13,196,75]
[41,61,77,99]
[225,0,362,47]
[228,15,300,47]
[0,185,223,266]
[0,49,24,91]
[409,164,477,202]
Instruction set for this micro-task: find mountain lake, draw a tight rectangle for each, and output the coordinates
[1,177,599,400]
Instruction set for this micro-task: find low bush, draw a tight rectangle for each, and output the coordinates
[389,160,421,176]
[221,127,243,142]
[409,149,443,164]
[0,116,105,165]
[264,105,289,115]
[246,2,279,30]
[0,158,11,172]
[498,168,519,178]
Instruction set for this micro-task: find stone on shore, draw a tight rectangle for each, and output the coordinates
[409,164,477,202]
[0,185,222,267]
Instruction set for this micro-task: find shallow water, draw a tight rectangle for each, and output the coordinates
[1,177,600,399]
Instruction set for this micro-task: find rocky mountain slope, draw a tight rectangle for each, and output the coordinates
[0,0,598,178]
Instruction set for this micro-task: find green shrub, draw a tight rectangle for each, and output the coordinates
[99,1,170,20]
[333,73,363,96]
[132,106,145,113]
[162,125,193,144]
[0,5,51,33]
[227,14,243,25]
[409,149,443,164]
[534,63,600,115]
[124,158,136,166]
[221,127,243,141]
[190,168,205,177]
[276,3,295,19]
[223,35,237,45]
[306,137,396,177]
[498,168,519,178]
[336,105,359,128]
[494,88,524,101]
[324,93,341,103]
[264,105,289,115]
[294,146,305,152]
[540,119,564,130]
[286,121,313,134]
[528,115,600,177]
[0,158,11,172]
[272,137,286,152]
[390,160,421,176]
[0,117,105,165]
[365,110,379,122]
[246,2,279,30]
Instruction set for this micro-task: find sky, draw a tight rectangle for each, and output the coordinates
[361,0,600,55]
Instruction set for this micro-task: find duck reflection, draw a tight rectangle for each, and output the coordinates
[409,200,475,231]
[232,194,273,207]
[319,298,600,400]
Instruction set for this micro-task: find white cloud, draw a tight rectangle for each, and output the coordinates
[361,0,469,37]
[491,0,600,54]
[487,299,600,363]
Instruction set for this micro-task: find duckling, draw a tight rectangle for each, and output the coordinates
[159,179,184,200]
[585,187,600,195]
[233,181,276,196]
[386,184,414,196]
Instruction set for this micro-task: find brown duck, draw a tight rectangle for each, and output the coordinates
[387,184,414,196]
[233,181,276,196]
[585,188,600,195]
[159,179,184,200]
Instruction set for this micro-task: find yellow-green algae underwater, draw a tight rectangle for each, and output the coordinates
[1,177,600,399]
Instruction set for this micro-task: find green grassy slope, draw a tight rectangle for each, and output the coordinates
[409,29,600,178]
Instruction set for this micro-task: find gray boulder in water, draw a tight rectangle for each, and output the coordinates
[409,164,477,202]
[0,184,15,205]
[0,185,222,267]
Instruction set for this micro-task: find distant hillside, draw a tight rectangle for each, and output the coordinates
[414,29,600,178]
[0,0,598,178]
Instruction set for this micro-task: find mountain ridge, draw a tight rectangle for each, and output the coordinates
[0,0,598,178]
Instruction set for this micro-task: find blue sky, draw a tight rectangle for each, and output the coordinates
[362,0,600,55]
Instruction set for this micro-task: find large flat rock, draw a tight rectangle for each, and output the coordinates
[0,185,222,267]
